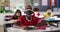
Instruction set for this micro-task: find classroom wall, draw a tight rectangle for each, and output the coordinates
[10,0,25,12]
[58,0,60,8]
[30,0,58,12]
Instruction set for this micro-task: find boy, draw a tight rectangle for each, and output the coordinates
[44,8,54,19]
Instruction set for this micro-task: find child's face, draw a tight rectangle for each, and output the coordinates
[16,13,20,16]
[47,9,52,13]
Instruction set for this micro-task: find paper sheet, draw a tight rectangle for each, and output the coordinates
[42,0,48,6]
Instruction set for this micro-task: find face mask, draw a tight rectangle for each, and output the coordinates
[26,10,33,15]
[27,12,32,15]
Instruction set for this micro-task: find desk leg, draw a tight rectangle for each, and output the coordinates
[4,24,7,32]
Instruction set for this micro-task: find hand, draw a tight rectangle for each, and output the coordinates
[13,25,21,29]
[34,27,38,29]
[22,26,28,30]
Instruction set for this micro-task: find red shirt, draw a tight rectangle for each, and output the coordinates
[17,15,40,26]
[17,15,47,29]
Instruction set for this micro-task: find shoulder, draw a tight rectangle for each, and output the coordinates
[17,15,26,21]
[19,15,26,19]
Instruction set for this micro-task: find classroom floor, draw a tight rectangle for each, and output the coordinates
[0,25,4,32]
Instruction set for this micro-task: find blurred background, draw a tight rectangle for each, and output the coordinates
[0,0,60,13]
[0,0,60,32]
[0,0,60,17]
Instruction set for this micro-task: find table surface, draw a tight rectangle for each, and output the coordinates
[42,18,60,21]
[4,20,17,24]
[7,27,60,32]
[55,18,60,20]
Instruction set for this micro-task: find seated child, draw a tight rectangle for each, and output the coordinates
[12,9,22,20]
[44,8,54,19]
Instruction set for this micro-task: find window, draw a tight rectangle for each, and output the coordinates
[33,0,39,6]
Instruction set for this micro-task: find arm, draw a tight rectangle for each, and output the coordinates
[13,16,28,29]
[36,19,47,27]
[35,19,48,29]
[13,21,27,29]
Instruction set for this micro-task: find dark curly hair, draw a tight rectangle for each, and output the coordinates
[33,8,40,12]
[25,5,32,10]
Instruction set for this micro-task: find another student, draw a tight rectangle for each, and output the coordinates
[22,5,32,15]
[12,9,22,20]
[44,8,54,19]
[33,8,40,18]
[13,10,47,30]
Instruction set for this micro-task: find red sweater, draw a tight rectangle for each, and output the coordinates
[17,15,39,26]
[17,15,47,29]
